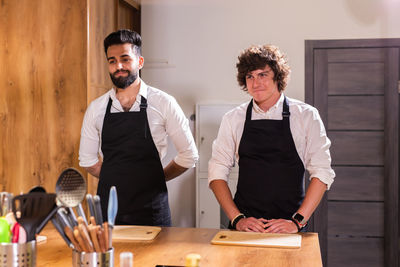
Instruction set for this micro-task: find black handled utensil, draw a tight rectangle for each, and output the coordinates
[12,193,57,241]
[93,195,103,225]
[27,185,58,235]
[28,186,46,193]
[86,194,96,221]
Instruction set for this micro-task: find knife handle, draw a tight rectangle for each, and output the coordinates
[90,216,97,226]
[96,226,106,253]
[64,226,81,252]
[73,228,88,252]
[103,222,109,249]
[88,225,101,252]
[77,216,86,226]
[78,224,94,253]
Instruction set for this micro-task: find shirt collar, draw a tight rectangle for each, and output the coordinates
[137,79,148,100]
[252,93,285,114]
[110,78,147,102]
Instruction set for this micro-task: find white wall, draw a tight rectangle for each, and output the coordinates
[140,0,400,227]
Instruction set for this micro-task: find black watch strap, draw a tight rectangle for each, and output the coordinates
[231,213,245,229]
[290,217,302,232]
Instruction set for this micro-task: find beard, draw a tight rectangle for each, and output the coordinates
[110,70,138,89]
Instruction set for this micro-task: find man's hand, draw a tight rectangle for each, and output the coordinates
[264,219,298,233]
[235,217,268,232]
[163,160,187,181]
[84,161,102,178]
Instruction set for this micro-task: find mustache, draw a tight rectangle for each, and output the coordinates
[113,70,130,75]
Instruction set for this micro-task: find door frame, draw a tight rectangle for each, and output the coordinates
[305,38,400,267]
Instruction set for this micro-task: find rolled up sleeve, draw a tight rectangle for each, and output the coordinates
[208,114,237,185]
[165,97,198,168]
[79,103,101,167]
[304,109,335,189]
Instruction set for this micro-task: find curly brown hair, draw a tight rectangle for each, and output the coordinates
[236,45,291,92]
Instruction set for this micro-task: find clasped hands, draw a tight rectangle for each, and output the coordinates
[235,217,298,233]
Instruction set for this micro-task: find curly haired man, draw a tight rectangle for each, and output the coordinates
[208,45,335,233]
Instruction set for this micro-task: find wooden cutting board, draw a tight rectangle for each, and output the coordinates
[112,225,162,241]
[211,230,301,248]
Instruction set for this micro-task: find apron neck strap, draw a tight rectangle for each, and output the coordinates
[140,95,148,110]
[106,97,113,114]
[246,96,290,121]
[282,96,290,119]
[245,99,254,121]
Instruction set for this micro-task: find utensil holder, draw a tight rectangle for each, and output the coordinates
[0,241,36,267]
[72,248,114,267]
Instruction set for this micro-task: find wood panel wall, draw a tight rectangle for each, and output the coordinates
[0,0,140,196]
[0,0,87,194]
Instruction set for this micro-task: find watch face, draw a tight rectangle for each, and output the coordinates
[294,213,304,222]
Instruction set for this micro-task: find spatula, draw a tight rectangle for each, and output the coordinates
[27,185,58,236]
[12,193,57,241]
[107,186,118,248]
[107,186,118,228]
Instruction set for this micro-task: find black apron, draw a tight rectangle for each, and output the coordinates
[97,95,171,226]
[234,97,305,221]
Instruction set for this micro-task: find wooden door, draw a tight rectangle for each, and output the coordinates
[118,0,141,31]
[305,39,400,267]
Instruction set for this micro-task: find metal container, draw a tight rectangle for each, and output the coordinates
[0,241,36,267]
[72,248,114,267]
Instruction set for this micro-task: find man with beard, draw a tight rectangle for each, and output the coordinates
[78,29,198,226]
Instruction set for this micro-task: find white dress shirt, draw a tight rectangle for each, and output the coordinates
[208,94,335,189]
[79,79,199,169]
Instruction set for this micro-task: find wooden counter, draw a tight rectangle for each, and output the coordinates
[37,226,322,267]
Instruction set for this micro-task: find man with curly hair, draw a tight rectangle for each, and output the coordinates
[208,45,335,233]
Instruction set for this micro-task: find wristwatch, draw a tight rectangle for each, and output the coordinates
[291,212,307,229]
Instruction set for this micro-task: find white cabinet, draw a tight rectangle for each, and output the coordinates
[197,178,219,228]
[196,104,240,175]
[195,103,240,228]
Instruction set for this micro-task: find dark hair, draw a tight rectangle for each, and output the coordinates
[236,45,291,92]
[104,29,142,56]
